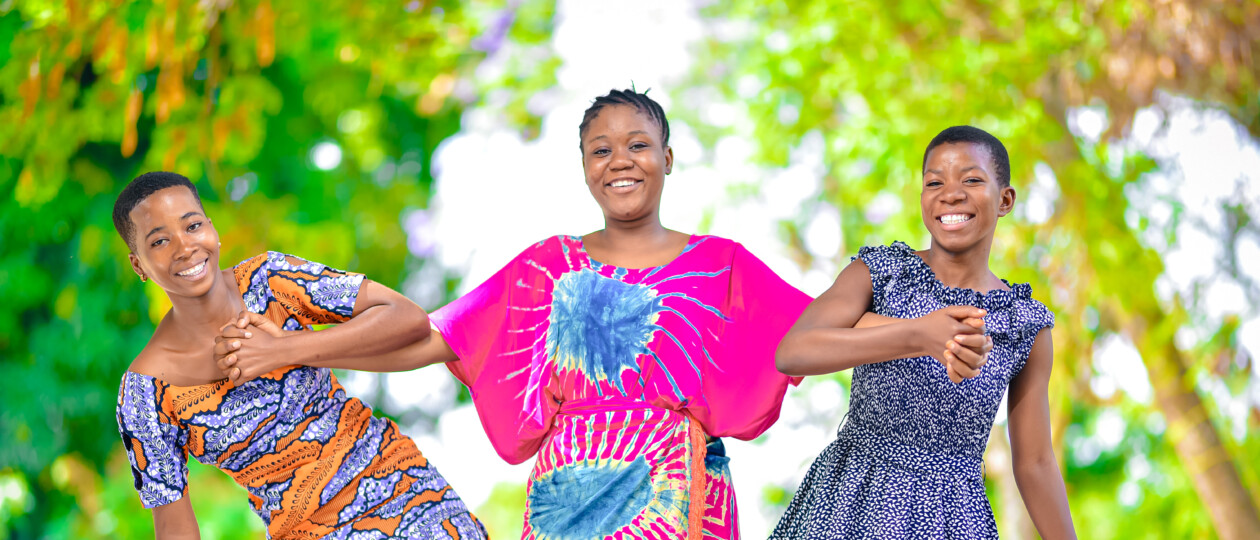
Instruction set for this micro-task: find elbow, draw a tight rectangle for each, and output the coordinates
[413,309,432,342]
[392,302,430,344]
[775,340,804,376]
[1013,450,1060,481]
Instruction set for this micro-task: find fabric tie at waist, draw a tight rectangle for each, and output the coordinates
[556,396,708,540]
[838,421,984,482]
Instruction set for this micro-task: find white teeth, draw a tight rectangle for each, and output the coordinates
[610,179,636,188]
[178,261,206,276]
[940,214,971,225]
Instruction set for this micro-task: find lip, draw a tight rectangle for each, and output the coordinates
[174,258,210,281]
[936,213,975,231]
[604,177,643,194]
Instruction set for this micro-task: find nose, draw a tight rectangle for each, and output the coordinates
[171,232,195,260]
[610,147,633,170]
[939,180,966,205]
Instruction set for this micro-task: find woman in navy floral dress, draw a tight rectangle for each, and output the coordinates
[773,126,1077,539]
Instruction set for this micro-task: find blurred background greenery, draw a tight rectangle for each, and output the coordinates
[1,1,1258,539]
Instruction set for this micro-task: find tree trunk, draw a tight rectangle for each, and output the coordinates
[1141,322,1260,540]
[986,424,1036,540]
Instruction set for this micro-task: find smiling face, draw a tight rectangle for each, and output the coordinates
[127,186,221,299]
[921,142,1016,255]
[581,104,674,226]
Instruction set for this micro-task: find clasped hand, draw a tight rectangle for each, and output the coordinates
[214,311,287,384]
[917,306,993,384]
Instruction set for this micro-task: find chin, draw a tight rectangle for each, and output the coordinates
[932,234,987,253]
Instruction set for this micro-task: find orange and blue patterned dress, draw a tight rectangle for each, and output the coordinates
[432,235,810,539]
[116,252,486,539]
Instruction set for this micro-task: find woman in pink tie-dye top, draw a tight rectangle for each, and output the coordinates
[428,89,811,539]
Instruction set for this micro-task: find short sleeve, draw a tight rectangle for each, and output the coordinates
[258,251,365,327]
[853,243,911,313]
[1003,299,1056,377]
[691,243,812,440]
[430,239,562,464]
[117,373,189,508]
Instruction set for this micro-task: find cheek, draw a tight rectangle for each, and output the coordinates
[584,161,603,185]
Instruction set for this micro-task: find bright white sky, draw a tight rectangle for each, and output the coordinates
[343,1,1260,536]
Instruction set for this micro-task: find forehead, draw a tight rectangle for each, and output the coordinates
[925,142,994,172]
[129,186,201,225]
[584,105,660,138]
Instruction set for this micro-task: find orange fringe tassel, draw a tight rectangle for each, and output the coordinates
[685,415,708,540]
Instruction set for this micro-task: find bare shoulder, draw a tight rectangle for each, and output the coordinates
[792,258,874,330]
[125,317,225,386]
[127,348,171,382]
[820,257,873,299]
[126,317,177,377]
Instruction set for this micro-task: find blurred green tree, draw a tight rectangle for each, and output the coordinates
[681,1,1260,538]
[0,0,555,537]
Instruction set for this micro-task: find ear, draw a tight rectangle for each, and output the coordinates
[664,145,673,175]
[129,252,146,280]
[997,185,1017,217]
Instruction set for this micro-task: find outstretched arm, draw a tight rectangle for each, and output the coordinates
[215,279,457,382]
[1008,328,1077,539]
[152,497,200,540]
[775,259,988,378]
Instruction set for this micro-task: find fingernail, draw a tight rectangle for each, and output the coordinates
[244,332,253,338]
[232,341,239,348]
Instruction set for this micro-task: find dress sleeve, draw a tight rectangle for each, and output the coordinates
[430,240,561,464]
[262,251,366,328]
[116,374,190,508]
[691,243,812,440]
[854,243,902,313]
[1006,299,1056,377]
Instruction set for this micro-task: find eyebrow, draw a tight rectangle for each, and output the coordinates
[144,211,204,239]
[924,166,984,175]
[588,130,651,142]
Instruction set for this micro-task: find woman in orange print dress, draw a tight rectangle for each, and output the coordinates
[113,171,485,539]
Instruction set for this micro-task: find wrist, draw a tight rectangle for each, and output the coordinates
[277,331,314,368]
[908,318,930,356]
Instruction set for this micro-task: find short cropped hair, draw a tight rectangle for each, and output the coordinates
[922,126,1010,187]
[578,88,670,151]
[112,171,203,251]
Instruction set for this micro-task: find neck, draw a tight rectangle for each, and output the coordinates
[166,271,242,337]
[922,239,994,292]
[598,213,670,249]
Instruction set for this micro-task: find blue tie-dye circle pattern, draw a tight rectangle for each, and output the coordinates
[528,457,655,538]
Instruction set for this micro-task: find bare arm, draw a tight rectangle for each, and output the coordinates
[152,497,200,540]
[216,279,456,382]
[775,260,986,377]
[1008,328,1077,539]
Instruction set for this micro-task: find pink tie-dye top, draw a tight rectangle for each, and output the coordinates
[431,235,810,464]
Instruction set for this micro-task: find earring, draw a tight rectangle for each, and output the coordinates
[140,275,147,282]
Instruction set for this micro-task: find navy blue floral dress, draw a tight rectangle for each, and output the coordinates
[772,242,1054,539]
